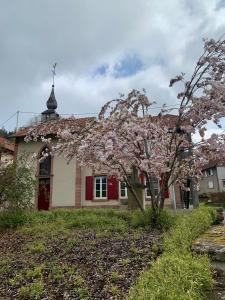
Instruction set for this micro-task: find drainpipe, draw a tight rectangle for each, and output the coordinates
[172,185,177,211]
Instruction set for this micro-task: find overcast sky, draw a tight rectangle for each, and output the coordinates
[1,0,225,131]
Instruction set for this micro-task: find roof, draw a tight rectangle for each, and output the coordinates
[13,114,187,141]
[14,117,96,138]
[152,114,190,128]
[46,85,57,110]
[0,136,15,152]
[202,160,225,170]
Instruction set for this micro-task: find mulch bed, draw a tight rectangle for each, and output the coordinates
[0,229,161,299]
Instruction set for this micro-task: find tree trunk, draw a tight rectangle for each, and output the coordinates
[127,167,145,211]
[127,186,145,210]
[192,188,199,208]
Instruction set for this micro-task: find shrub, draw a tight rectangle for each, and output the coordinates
[128,206,216,300]
[128,253,213,300]
[131,208,175,230]
[0,209,29,229]
[0,154,36,210]
[164,206,217,253]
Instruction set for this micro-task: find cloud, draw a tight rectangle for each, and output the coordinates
[0,0,225,131]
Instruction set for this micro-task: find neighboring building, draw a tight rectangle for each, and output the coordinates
[14,84,183,210]
[0,136,14,164]
[198,161,225,195]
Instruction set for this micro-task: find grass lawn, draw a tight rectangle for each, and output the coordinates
[0,209,161,299]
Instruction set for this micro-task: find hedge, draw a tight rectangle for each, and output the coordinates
[128,206,217,300]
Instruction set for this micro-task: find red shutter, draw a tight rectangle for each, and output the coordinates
[86,176,94,200]
[139,173,145,185]
[107,176,119,200]
[160,175,169,198]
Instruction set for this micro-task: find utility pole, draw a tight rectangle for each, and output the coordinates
[15,111,19,132]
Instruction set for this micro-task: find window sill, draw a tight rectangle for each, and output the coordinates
[93,198,108,202]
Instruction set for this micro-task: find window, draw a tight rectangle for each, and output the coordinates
[222,180,225,187]
[203,168,213,177]
[146,178,159,200]
[208,181,214,189]
[120,181,128,198]
[94,176,107,199]
[39,148,51,176]
[38,147,51,210]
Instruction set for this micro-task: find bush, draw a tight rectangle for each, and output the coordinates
[0,154,36,210]
[128,253,213,300]
[131,208,175,230]
[128,206,216,300]
[0,209,29,229]
[164,206,217,253]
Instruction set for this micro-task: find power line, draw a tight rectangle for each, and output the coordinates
[19,111,99,116]
[0,112,18,128]
[19,104,180,116]
[1,104,180,129]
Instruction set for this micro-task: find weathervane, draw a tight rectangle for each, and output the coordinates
[52,63,57,86]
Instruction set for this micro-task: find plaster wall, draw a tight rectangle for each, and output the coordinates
[51,155,76,207]
[216,167,225,192]
[17,141,76,208]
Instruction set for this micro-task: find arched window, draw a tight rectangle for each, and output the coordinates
[39,147,51,176]
[37,147,52,210]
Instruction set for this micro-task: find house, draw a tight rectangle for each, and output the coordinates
[198,161,225,196]
[14,84,183,210]
[0,136,14,164]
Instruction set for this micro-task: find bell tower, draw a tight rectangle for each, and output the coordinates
[41,63,59,121]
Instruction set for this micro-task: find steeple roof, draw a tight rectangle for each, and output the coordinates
[46,85,57,110]
[41,84,59,120]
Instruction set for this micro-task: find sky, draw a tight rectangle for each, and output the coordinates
[0,0,225,131]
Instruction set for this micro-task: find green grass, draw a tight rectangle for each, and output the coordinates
[19,282,44,299]
[0,209,29,229]
[0,207,167,299]
[131,208,175,230]
[0,207,178,233]
[25,242,45,254]
[21,209,133,233]
[0,206,217,299]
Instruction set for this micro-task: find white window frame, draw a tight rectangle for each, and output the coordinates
[204,168,214,177]
[94,176,107,199]
[145,179,151,199]
[119,181,128,198]
[208,180,214,189]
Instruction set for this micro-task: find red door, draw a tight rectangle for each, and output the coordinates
[38,178,50,210]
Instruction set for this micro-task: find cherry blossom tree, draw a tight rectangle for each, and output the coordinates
[26,37,225,222]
